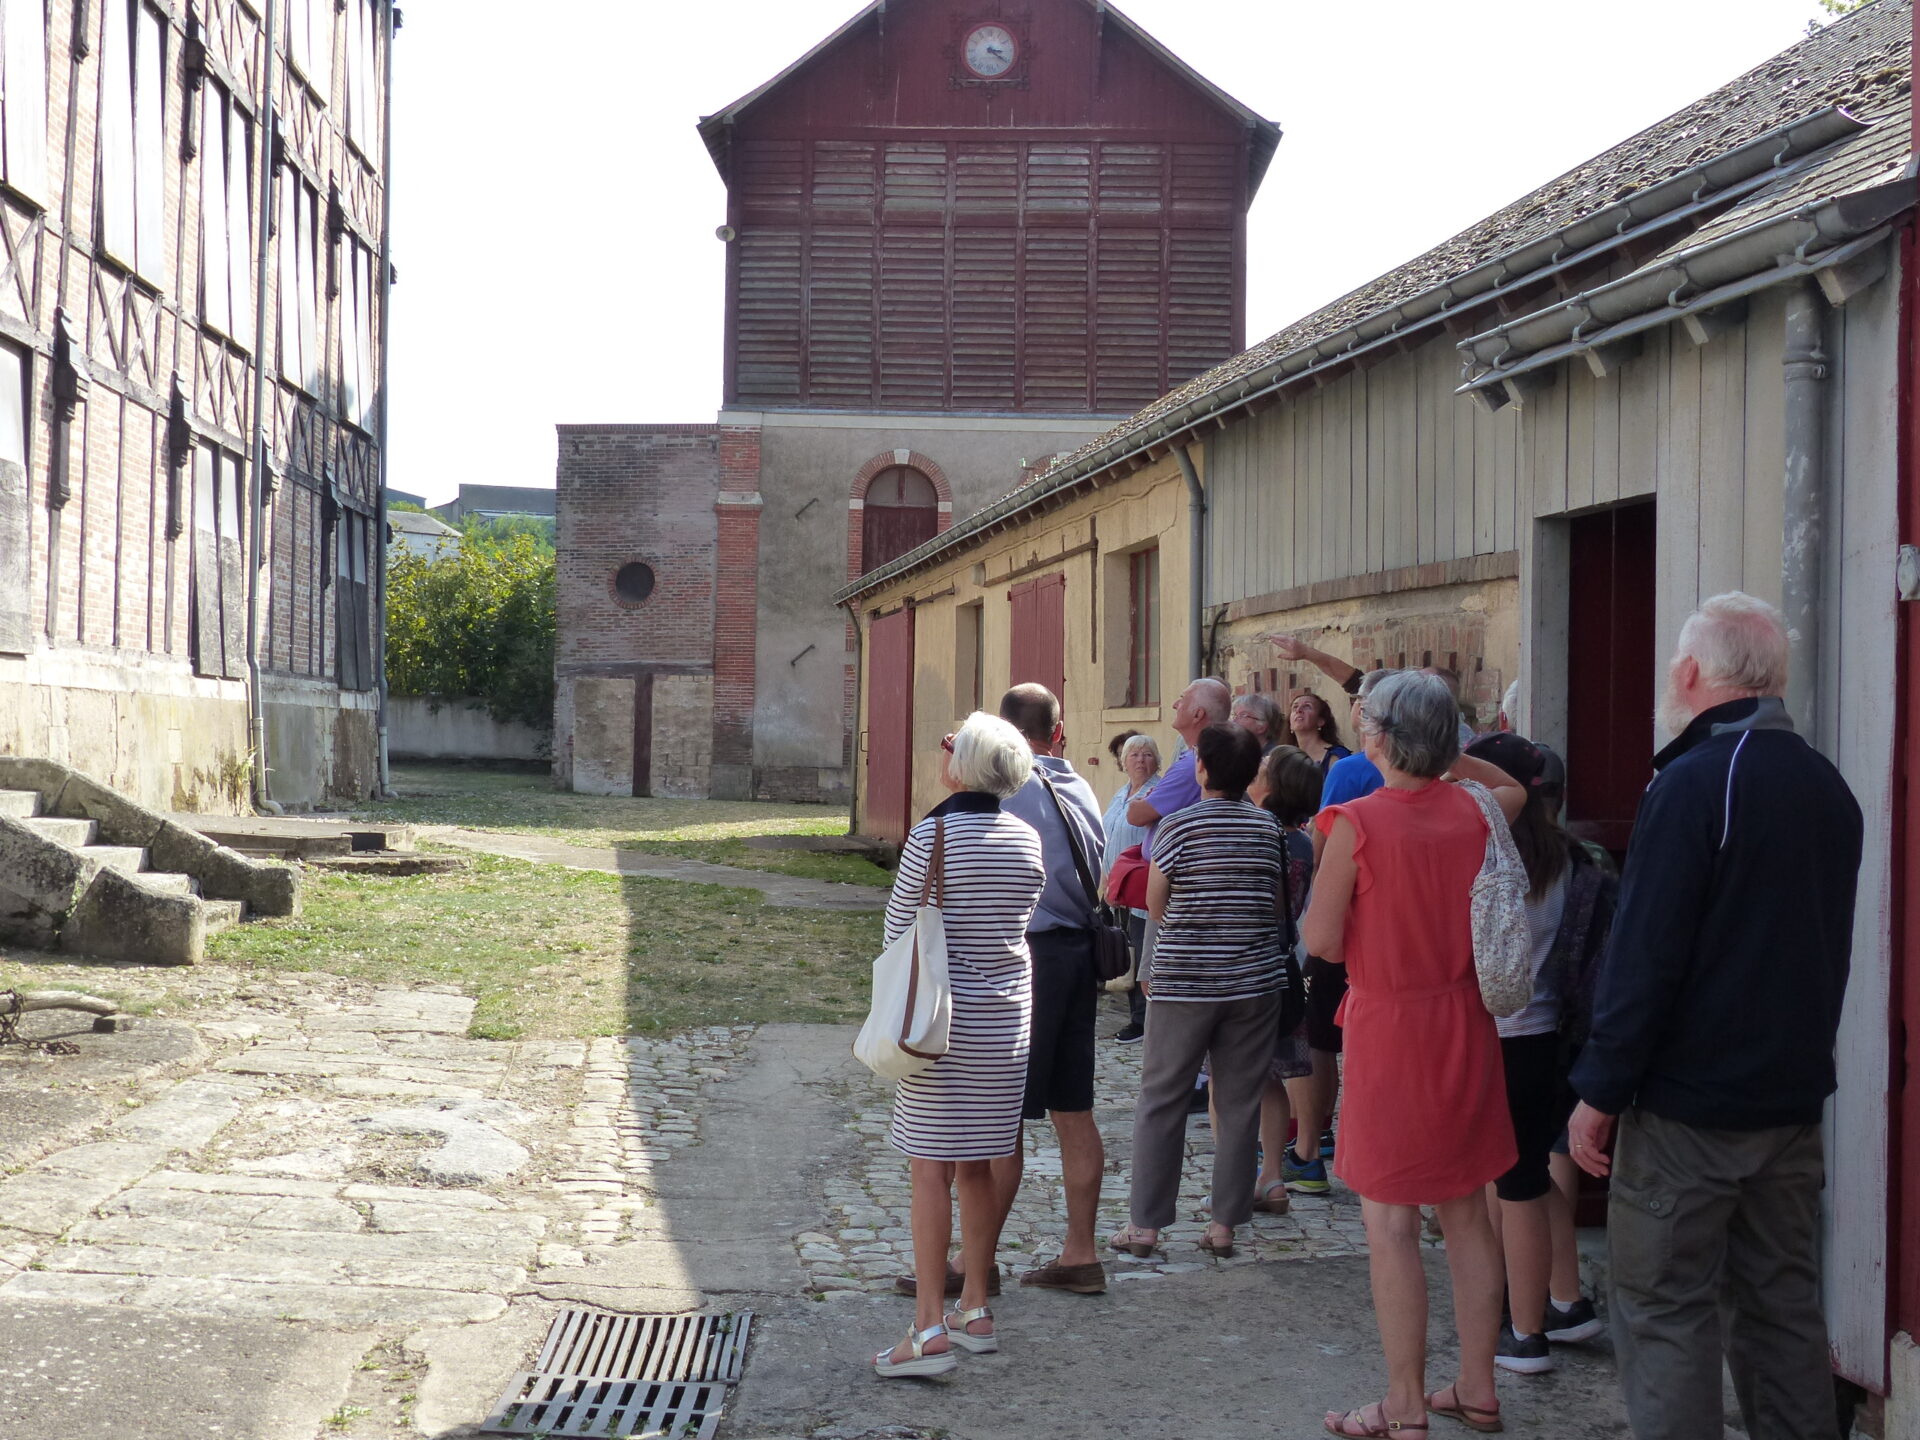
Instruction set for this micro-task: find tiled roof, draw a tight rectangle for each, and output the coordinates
[836,0,1914,602]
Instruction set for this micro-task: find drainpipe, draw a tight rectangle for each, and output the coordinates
[1782,278,1830,748]
[372,2,396,798]
[1174,444,1206,679]
[243,0,281,813]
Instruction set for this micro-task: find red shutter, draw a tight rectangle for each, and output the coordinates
[865,608,916,844]
[1008,574,1067,705]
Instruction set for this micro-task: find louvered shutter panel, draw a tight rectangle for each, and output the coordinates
[1095,231,1166,410]
[1022,228,1089,409]
[1169,231,1234,383]
[732,141,803,406]
[879,227,946,409]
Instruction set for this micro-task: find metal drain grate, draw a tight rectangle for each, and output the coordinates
[482,1310,754,1438]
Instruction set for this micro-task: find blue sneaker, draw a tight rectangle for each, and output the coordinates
[1282,1151,1330,1195]
[1319,1128,1336,1160]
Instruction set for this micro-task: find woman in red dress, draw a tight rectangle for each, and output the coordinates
[1303,671,1526,1437]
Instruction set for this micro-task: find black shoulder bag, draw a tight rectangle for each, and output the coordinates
[1037,773,1133,984]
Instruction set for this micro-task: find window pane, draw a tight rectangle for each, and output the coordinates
[98,0,136,265]
[200,85,229,331]
[133,3,165,278]
[227,107,252,336]
[0,342,25,466]
[3,0,50,202]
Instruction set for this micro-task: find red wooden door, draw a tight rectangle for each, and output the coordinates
[1565,503,1657,859]
[1008,573,1067,704]
[865,608,916,844]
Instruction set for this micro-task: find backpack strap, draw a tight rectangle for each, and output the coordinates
[1037,772,1102,913]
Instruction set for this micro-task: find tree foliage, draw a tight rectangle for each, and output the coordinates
[456,511,556,550]
[385,533,556,730]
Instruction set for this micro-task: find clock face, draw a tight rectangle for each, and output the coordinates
[964,24,1018,78]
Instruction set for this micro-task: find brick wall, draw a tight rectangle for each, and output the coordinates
[555,425,722,671]
[710,425,763,798]
[1,0,389,807]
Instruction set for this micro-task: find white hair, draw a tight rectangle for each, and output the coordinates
[1677,592,1790,696]
[946,711,1034,797]
[1120,733,1162,772]
[1501,679,1521,727]
[1188,677,1232,722]
[1360,671,1461,779]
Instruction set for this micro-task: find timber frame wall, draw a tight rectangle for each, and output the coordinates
[0,0,390,808]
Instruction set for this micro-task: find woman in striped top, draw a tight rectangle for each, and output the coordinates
[1111,723,1290,1262]
[874,711,1046,1380]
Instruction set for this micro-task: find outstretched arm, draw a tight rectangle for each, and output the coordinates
[1265,634,1361,695]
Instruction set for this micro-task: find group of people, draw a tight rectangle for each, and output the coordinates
[869,591,1864,1440]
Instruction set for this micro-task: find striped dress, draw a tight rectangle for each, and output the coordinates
[885,796,1045,1161]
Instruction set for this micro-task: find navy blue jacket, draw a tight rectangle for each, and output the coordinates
[1570,697,1862,1130]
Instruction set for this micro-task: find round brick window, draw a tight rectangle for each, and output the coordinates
[612,562,656,605]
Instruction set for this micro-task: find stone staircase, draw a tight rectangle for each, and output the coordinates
[0,759,299,967]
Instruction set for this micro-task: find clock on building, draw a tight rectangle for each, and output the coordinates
[963,23,1019,78]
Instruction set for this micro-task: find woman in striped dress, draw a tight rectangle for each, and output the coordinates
[875,711,1046,1380]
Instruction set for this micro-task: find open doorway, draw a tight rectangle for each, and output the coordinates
[1564,501,1657,863]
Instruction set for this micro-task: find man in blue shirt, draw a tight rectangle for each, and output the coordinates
[1125,676,1230,853]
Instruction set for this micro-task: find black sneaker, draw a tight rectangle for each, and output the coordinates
[1113,1022,1145,1044]
[1544,1296,1605,1344]
[1495,1322,1554,1374]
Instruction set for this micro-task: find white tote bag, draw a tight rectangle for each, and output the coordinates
[1460,779,1534,1019]
[853,819,953,1080]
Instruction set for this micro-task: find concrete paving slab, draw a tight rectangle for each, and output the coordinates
[0,1171,129,1236]
[0,1298,370,1440]
[410,1303,556,1437]
[0,1268,509,1326]
[41,1240,527,1294]
[71,1214,538,1265]
[30,1141,170,1184]
[102,1187,365,1232]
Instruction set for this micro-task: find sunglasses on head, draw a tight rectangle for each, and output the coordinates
[941,733,955,753]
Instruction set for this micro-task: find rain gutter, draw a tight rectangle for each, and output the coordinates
[832,106,1869,607]
[1455,176,1915,393]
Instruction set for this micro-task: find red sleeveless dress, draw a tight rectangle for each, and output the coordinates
[1316,781,1516,1204]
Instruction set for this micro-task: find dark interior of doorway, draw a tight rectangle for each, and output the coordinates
[1565,501,1657,862]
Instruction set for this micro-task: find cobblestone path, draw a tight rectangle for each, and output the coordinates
[798,1002,1371,1293]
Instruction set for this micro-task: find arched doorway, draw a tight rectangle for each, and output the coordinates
[860,466,939,573]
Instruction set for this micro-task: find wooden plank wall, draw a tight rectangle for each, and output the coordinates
[1204,332,1522,606]
[1202,276,1899,1384]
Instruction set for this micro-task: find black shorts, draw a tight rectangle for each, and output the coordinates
[1495,1031,1575,1202]
[1024,928,1097,1119]
[1302,956,1348,1054]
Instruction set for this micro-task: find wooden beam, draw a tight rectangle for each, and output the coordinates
[982,539,1098,587]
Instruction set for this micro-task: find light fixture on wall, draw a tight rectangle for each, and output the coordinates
[715,225,737,243]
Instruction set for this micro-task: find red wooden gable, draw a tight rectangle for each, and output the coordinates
[706,0,1275,416]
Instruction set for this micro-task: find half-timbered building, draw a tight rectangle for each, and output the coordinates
[553,0,1277,800]
[0,0,391,811]
[840,4,1920,1428]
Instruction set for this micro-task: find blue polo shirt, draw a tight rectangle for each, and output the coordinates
[1320,751,1384,808]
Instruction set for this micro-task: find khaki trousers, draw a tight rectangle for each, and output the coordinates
[1128,991,1280,1231]
[1607,1107,1832,1440]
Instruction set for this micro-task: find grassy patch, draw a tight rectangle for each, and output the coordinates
[206,852,880,1040]
[353,765,887,885]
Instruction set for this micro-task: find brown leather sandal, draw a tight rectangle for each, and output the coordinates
[1324,1401,1428,1436]
[1425,1384,1502,1433]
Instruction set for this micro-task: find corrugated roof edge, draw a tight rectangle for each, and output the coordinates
[832,106,1876,608]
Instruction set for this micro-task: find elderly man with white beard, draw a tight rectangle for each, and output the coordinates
[1566,591,1862,1440]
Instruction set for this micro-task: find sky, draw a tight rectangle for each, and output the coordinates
[386,0,1840,507]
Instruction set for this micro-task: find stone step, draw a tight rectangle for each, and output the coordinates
[22,815,97,846]
[128,871,197,897]
[202,900,245,935]
[0,788,40,819]
[80,845,149,877]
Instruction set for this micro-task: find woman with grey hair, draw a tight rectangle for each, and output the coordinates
[874,711,1046,1380]
[1302,671,1528,1436]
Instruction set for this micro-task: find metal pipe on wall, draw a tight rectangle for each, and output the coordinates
[1782,278,1831,747]
[244,0,281,814]
[1174,444,1206,679]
